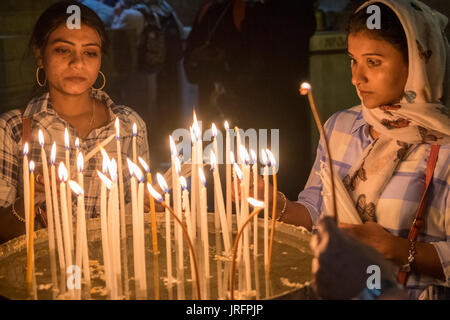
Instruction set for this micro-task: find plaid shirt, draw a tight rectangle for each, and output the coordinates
[297,105,450,299]
[0,89,150,219]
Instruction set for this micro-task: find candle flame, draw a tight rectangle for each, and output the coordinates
[174,157,181,176]
[250,149,257,164]
[193,115,201,140]
[239,145,250,165]
[299,82,311,95]
[138,157,150,173]
[75,137,80,149]
[132,123,137,136]
[109,158,117,181]
[97,171,112,189]
[210,150,217,171]
[77,152,84,173]
[38,129,44,146]
[211,123,217,137]
[224,121,229,130]
[147,183,163,203]
[261,149,269,166]
[157,173,169,193]
[198,167,206,186]
[51,142,56,164]
[64,128,69,149]
[190,126,196,144]
[69,180,84,195]
[248,197,265,208]
[169,136,177,157]
[115,117,120,138]
[126,158,135,177]
[230,151,235,164]
[100,147,110,174]
[29,161,35,173]
[233,163,243,180]
[23,142,29,156]
[179,176,187,190]
[58,162,68,182]
[134,164,144,182]
[266,149,276,167]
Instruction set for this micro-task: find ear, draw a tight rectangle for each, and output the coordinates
[32,46,44,67]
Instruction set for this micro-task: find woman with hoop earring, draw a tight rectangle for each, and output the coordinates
[0,1,152,243]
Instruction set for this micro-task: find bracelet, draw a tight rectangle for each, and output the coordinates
[400,240,417,273]
[11,198,25,223]
[276,191,288,221]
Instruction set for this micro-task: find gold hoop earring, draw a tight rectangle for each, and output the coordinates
[35,66,46,87]
[92,71,106,90]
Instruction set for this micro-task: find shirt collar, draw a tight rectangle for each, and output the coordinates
[351,107,367,134]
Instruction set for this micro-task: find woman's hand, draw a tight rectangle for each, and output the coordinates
[232,174,274,204]
[339,222,398,261]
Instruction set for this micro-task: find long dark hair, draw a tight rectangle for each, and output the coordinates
[347,2,408,64]
[29,1,109,56]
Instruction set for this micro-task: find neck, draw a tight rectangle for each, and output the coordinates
[49,86,93,117]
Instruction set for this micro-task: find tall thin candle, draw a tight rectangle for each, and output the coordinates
[250,149,258,256]
[157,173,173,287]
[23,143,30,246]
[261,150,269,269]
[64,128,73,250]
[139,157,158,253]
[225,121,232,232]
[198,168,210,278]
[26,161,35,293]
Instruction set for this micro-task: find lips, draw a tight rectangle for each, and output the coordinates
[65,76,87,82]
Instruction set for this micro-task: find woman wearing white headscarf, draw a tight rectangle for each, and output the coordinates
[260,0,450,299]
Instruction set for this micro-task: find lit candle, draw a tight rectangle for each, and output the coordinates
[64,128,73,248]
[233,162,243,264]
[138,157,158,253]
[180,176,197,287]
[261,150,269,269]
[50,143,65,273]
[190,126,198,240]
[69,180,91,297]
[115,118,127,243]
[239,146,252,293]
[108,158,123,297]
[194,115,203,238]
[132,123,137,163]
[231,152,240,220]
[210,151,231,254]
[266,149,277,274]
[235,127,242,166]
[26,161,35,293]
[198,168,210,278]
[23,143,30,245]
[58,162,74,297]
[135,161,147,299]
[75,137,80,161]
[250,149,258,256]
[211,124,220,233]
[97,168,115,299]
[224,121,232,232]
[174,156,184,272]
[157,173,173,287]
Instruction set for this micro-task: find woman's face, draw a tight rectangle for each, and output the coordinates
[36,23,102,96]
[348,32,408,109]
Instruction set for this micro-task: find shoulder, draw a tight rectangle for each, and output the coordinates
[323,105,364,136]
[0,109,23,143]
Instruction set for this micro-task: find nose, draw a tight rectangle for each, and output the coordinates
[69,50,83,69]
[351,64,367,87]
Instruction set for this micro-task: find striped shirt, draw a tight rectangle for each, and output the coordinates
[297,105,450,299]
[0,89,150,219]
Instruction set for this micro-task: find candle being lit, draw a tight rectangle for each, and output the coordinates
[157,173,173,287]
[64,128,73,248]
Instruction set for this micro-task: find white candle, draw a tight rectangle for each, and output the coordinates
[233,162,243,263]
[174,157,184,272]
[210,151,231,254]
[75,137,80,162]
[194,116,203,239]
[261,150,269,269]
[235,127,242,166]
[240,146,251,293]
[224,121,232,233]
[58,162,74,297]
[115,118,127,243]
[250,150,258,256]
[108,158,123,297]
[132,123,137,164]
[157,173,173,287]
[50,143,65,273]
[211,124,221,233]
[190,126,198,241]
[22,143,30,251]
[198,169,210,278]
[64,128,73,250]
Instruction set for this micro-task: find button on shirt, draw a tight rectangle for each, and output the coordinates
[0,89,150,219]
[297,106,450,299]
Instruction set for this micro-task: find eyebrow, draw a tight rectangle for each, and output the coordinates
[347,52,384,57]
[50,38,100,47]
